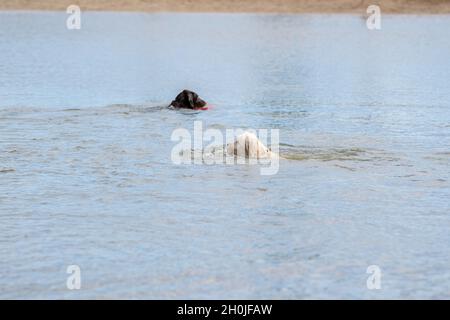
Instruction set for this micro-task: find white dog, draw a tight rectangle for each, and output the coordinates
[226,131,278,159]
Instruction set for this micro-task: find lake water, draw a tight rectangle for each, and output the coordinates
[0,11,449,299]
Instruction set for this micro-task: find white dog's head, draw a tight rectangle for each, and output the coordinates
[227,131,276,159]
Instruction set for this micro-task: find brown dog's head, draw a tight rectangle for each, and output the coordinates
[170,90,207,109]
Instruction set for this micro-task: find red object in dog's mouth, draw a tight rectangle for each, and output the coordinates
[196,103,212,110]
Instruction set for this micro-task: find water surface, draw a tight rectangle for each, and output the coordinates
[0,12,449,299]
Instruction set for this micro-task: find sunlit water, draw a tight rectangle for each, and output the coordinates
[1,12,449,299]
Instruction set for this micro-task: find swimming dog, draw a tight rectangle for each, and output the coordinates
[227,131,278,159]
[170,91,277,160]
[170,90,208,110]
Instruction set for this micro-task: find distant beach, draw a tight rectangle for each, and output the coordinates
[1,0,450,14]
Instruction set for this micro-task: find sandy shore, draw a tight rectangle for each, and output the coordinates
[1,0,450,14]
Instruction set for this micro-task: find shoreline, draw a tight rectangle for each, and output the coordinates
[0,0,450,14]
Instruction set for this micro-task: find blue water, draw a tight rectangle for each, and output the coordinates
[0,12,449,299]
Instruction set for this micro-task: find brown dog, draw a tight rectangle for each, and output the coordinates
[170,90,208,110]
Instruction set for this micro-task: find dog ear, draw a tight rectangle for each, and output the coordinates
[187,92,195,108]
[175,91,185,102]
